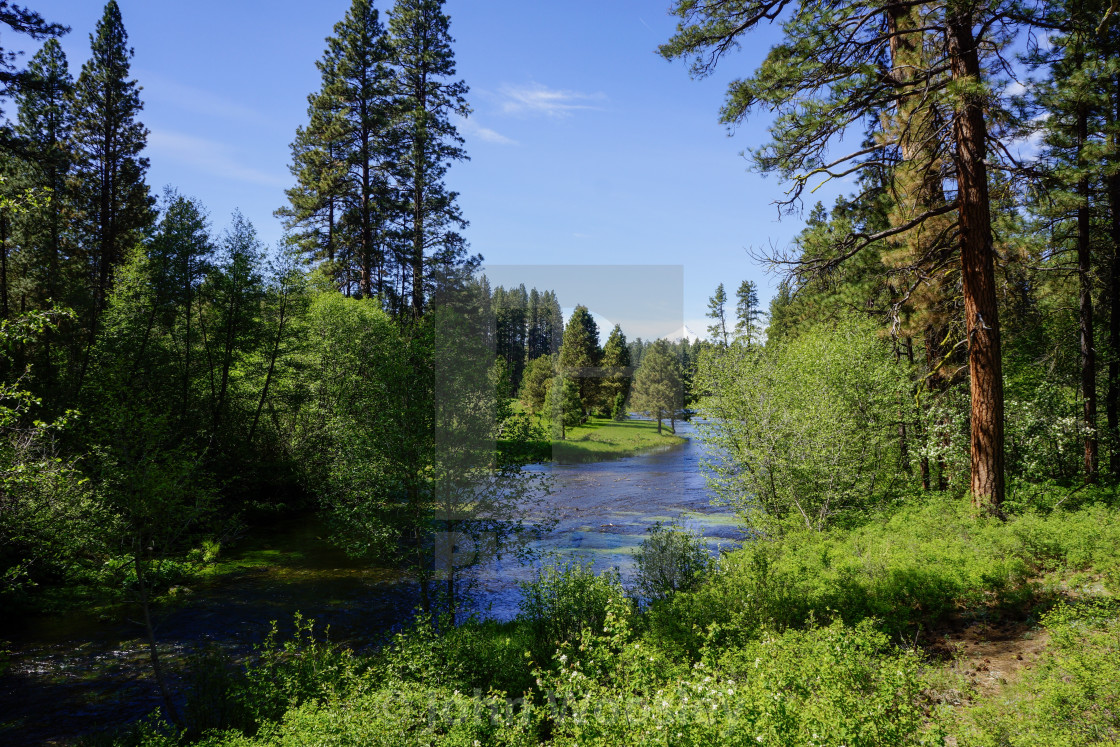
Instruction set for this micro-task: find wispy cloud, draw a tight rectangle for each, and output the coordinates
[459,118,518,145]
[147,130,288,189]
[496,82,606,118]
[138,69,265,123]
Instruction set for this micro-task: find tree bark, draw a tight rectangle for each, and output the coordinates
[1078,104,1098,481]
[948,10,1005,512]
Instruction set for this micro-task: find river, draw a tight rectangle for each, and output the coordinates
[0,420,741,745]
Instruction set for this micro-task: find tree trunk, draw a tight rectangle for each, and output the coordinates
[1110,180,1120,476]
[0,209,9,321]
[248,289,288,444]
[948,10,1005,512]
[1078,104,1098,481]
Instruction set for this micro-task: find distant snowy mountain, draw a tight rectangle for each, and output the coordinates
[662,324,701,344]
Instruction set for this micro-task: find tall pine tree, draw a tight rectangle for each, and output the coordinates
[388,0,473,317]
[14,39,74,315]
[71,0,153,347]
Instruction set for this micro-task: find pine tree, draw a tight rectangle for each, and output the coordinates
[1021,0,1118,482]
[601,324,632,420]
[706,283,728,346]
[734,280,760,347]
[548,370,581,440]
[558,304,601,415]
[325,0,397,299]
[388,0,473,317]
[0,2,68,148]
[71,1,153,335]
[277,78,348,291]
[148,190,212,427]
[12,38,74,332]
[631,339,682,434]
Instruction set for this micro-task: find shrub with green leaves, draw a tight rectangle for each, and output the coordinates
[518,560,626,665]
[697,315,914,535]
[532,601,939,747]
[634,521,711,605]
[647,495,1120,657]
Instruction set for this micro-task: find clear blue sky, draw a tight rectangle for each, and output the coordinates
[31,0,857,337]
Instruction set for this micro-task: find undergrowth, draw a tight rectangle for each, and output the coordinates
[105,489,1119,746]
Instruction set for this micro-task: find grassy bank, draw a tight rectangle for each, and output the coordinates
[45,383,1111,743]
[550,417,687,461]
[99,485,1120,746]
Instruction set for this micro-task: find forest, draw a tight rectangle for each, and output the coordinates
[2,0,1120,745]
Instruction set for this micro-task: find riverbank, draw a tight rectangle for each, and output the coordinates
[91,485,1120,746]
[550,416,687,461]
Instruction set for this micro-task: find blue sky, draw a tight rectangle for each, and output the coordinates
[32,0,858,337]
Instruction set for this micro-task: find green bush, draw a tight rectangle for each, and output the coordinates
[648,496,1120,657]
[518,560,626,665]
[189,685,535,747]
[696,316,914,534]
[533,607,940,747]
[634,521,712,606]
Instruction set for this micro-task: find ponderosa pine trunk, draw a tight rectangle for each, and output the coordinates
[948,9,1005,512]
[1078,104,1098,481]
[1109,73,1120,476]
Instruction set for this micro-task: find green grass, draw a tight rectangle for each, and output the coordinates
[550,417,687,461]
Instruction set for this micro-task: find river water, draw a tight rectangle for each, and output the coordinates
[0,420,741,745]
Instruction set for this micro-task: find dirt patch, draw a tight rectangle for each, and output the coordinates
[926,618,1049,699]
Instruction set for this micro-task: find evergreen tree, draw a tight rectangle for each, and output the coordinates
[277,73,348,292]
[548,370,581,440]
[148,190,213,427]
[734,279,761,346]
[14,38,74,317]
[202,212,266,443]
[323,0,397,299]
[706,283,728,345]
[558,304,601,415]
[492,284,530,395]
[601,324,632,420]
[1021,0,1118,482]
[388,0,473,316]
[0,2,67,147]
[71,0,154,337]
[519,354,553,417]
[631,338,682,434]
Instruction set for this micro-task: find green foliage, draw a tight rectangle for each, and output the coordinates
[546,371,581,440]
[534,610,936,747]
[189,685,534,747]
[706,282,728,345]
[633,521,711,605]
[71,0,154,314]
[629,338,682,432]
[519,560,626,666]
[0,311,113,601]
[647,495,1120,658]
[518,354,553,417]
[698,315,912,534]
[734,279,761,346]
[599,324,631,419]
[558,304,601,415]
